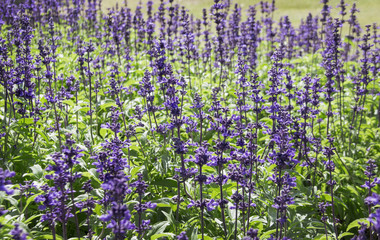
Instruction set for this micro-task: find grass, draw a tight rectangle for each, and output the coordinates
[101,0,379,27]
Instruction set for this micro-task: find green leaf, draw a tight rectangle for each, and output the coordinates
[74,194,89,202]
[100,102,117,110]
[313,234,332,240]
[62,99,75,106]
[150,232,175,240]
[151,220,170,235]
[30,164,44,179]
[35,234,63,240]
[191,227,198,240]
[203,165,215,173]
[130,166,142,179]
[94,203,102,216]
[151,179,177,188]
[23,194,38,212]
[260,229,276,239]
[338,232,354,239]
[5,195,18,207]
[36,129,50,143]
[100,128,112,138]
[156,202,171,208]
[25,213,42,223]
[79,107,90,113]
[197,235,213,240]
[346,218,369,231]
[320,193,332,202]
[17,118,34,125]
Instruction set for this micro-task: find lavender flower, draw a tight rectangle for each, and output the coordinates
[99,201,135,237]
[131,173,157,237]
[0,168,15,194]
[177,231,188,240]
[10,224,28,240]
[369,204,380,234]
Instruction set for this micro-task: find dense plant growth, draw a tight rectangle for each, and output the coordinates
[0,0,379,239]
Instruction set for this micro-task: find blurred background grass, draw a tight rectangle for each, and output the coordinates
[101,0,379,26]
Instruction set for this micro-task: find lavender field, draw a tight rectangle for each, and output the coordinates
[0,0,379,239]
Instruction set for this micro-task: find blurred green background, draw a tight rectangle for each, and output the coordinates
[101,0,379,26]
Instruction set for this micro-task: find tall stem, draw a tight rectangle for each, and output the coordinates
[200,167,204,240]
[234,183,239,240]
[275,168,282,239]
[87,51,94,145]
[70,168,81,239]
[218,164,227,237]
